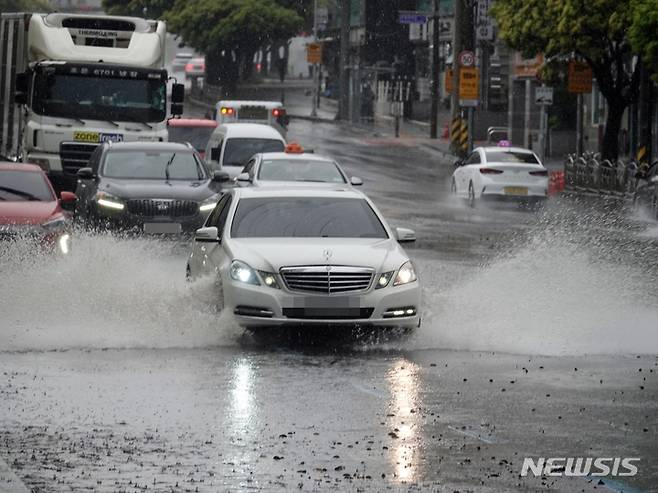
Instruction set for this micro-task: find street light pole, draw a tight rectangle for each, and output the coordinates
[311,0,319,117]
[429,0,440,138]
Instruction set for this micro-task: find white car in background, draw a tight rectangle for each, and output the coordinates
[451,146,549,207]
[236,143,363,187]
[187,187,420,330]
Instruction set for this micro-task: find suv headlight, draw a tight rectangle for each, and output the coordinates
[96,192,125,211]
[199,196,219,212]
[393,261,417,286]
[42,215,67,231]
[230,260,260,285]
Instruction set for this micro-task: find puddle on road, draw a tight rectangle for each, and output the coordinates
[1,200,657,356]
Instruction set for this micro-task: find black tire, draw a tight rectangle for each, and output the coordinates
[468,182,476,208]
[185,264,191,282]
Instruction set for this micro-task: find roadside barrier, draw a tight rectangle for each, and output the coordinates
[564,153,640,197]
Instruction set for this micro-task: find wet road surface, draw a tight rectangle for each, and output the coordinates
[2,114,658,492]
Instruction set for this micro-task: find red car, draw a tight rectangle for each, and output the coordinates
[167,118,217,159]
[0,162,76,254]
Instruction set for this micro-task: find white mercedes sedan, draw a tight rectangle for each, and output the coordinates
[187,187,420,329]
[451,146,549,207]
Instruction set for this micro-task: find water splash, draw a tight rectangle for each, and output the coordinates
[0,232,239,351]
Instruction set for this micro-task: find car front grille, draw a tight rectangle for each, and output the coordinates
[126,199,199,217]
[282,307,374,320]
[280,266,374,294]
[60,142,98,176]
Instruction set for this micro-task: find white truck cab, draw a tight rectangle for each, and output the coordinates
[0,12,184,190]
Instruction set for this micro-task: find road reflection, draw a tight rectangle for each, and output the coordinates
[386,357,422,482]
[228,357,257,431]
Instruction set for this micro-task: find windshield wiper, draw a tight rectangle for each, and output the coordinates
[105,119,119,127]
[164,153,176,182]
[122,113,153,129]
[0,186,42,201]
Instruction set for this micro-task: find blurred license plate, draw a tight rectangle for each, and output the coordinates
[144,223,181,234]
[504,186,528,196]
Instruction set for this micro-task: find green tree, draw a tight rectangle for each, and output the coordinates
[165,0,302,90]
[491,0,640,160]
[0,0,50,12]
[629,0,658,83]
[102,0,175,19]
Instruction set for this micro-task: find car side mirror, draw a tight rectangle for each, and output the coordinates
[171,83,185,104]
[395,227,416,243]
[77,167,94,179]
[59,191,77,211]
[350,176,363,186]
[212,170,231,183]
[194,226,219,243]
[210,147,220,162]
[236,172,252,183]
[171,102,184,116]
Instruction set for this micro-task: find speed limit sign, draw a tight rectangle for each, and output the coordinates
[458,50,475,68]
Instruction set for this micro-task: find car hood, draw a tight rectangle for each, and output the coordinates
[225,237,409,272]
[0,201,59,225]
[100,178,216,201]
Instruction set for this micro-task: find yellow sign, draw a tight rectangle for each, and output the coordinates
[459,67,479,101]
[307,43,322,64]
[514,53,544,78]
[445,68,454,93]
[568,61,593,93]
[73,131,100,143]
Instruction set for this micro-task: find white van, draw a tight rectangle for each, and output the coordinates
[213,100,289,137]
[205,123,287,178]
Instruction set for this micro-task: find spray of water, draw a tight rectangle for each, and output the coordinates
[0,232,240,351]
[415,199,658,356]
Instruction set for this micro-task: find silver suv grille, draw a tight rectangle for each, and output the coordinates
[280,266,373,294]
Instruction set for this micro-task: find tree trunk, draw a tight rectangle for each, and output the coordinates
[601,98,626,161]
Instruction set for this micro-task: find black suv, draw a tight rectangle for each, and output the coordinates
[75,141,229,234]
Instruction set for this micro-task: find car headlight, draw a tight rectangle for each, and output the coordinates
[230,260,260,285]
[58,233,71,255]
[42,215,67,231]
[199,196,219,212]
[393,261,417,286]
[375,271,394,289]
[96,192,125,211]
[258,270,280,289]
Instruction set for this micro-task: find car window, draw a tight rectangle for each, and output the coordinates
[0,169,55,201]
[102,150,207,180]
[206,194,229,226]
[212,195,232,232]
[244,158,257,175]
[465,152,481,165]
[89,146,103,172]
[222,138,285,167]
[485,151,539,164]
[257,159,347,183]
[231,197,388,239]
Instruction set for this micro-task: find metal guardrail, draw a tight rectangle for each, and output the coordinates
[564,153,642,197]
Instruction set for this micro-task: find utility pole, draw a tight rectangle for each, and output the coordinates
[311,0,319,117]
[450,0,463,151]
[338,0,350,120]
[429,0,440,138]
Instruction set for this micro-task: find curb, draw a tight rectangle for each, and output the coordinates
[0,457,29,493]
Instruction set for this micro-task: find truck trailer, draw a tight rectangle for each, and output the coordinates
[0,12,184,190]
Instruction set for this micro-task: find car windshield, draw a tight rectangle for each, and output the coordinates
[33,72,166,123]
[0,170,54,202]
[102,151,207,180]
[168,126,216,152]
[223,138,284,167]
[258,159,347,183]
[231,197,388,238]
[485,151,540,164]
